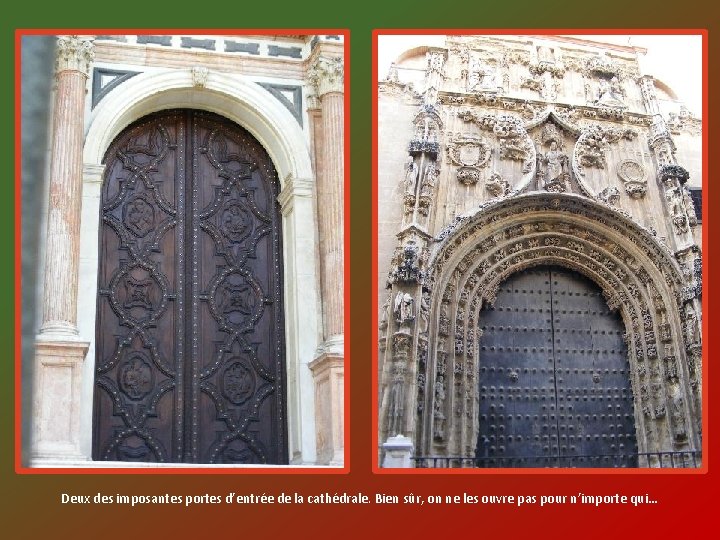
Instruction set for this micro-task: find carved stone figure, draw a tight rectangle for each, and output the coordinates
[386,62,399,83]
[468,58,497,92]
[419,289,430,332]
[388,370,404,436]
[404,155,419,196]
[394,292,415,325]
[666,186,689,234]
[420,161,439,196]
[379,295,391,331]
[671,389,688,442]
[544,141,565,180]
[596,76,625,107]
[683,187,698,226]
[539,141,569,192]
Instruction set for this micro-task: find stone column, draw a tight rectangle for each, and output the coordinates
[33,36,93,462]
[307,54,344,465]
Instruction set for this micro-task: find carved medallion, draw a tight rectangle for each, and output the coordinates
[222,360,256,405]
[211,271,263,329]
[447,135,491,168]
[123,195,155,237]
[123,276,154,310]
[219,201,252,243]
[616,159,647,198]
[118,354,154,400]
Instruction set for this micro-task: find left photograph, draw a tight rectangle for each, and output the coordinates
[18,32,346,469]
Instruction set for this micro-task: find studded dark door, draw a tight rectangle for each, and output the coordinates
[476,266,637,468]
[93,110,287,464]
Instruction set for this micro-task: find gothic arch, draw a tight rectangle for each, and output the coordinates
[410,193,700,465]
[76,69,320,463]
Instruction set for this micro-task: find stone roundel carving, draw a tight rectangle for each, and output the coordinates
[447,135,491,168]
[616,159,647,199]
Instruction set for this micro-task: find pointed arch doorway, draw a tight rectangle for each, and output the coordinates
[476,265,637,467]
[92,109,287,464]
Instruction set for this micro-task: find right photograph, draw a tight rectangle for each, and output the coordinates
[375,32,704,469]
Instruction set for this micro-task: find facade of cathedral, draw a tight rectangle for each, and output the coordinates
[377,35,702,468]
[31,33,345,467]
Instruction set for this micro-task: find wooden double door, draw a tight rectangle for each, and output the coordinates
[93,110,287,464]
[476,266,638,468]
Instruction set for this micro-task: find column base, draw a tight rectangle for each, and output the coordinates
[381,435,414,468]
[308,350,344,466]
[32,338,89,462]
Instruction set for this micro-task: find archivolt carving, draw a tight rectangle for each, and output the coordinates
[407,193,700,462]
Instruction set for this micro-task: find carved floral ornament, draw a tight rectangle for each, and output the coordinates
[397,194,700,456]
[56,35,95,76]
[307,55,344,97]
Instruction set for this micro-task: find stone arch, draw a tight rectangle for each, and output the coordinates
[84,68,313,183]
[415,193,700,465]
[76,69,319,463]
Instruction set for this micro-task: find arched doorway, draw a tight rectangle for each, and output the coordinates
[387,193,701,468]
[92,110,287,464]
[476,265,637,467]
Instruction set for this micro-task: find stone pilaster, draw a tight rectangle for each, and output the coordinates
[33,36,93,462]
[307,54,345,465]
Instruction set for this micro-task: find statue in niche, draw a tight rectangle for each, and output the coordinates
[683,187,698,226]
[386,62,399,83]
[684,303,700,345]
[537,45,554,64]
[404,155,419,196]
[467,58,497,92]
[379,295,391,331]
[433,376,446,440]
[671,389,688,442]
[387,369,405,436]
[539,140,569,192]
[394,292,415,325]
[419,289,431,333]
[665,185,689,233]
[420,161,439,196]
[596,76,625,107]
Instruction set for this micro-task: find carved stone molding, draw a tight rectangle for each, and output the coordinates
[308,55,344,97]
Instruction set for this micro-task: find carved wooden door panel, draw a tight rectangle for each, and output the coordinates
[476,266,637,468]
[93,110,287,464]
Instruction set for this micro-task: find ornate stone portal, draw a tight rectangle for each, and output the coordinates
[378,35,702,468]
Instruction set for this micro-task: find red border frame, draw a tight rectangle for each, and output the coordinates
[371,28,709,475]
[15,28,351,475]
